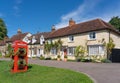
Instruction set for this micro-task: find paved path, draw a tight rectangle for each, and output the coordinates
[1,58,120,83]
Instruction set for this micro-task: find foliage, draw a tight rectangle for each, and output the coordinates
[64,55,67,58]
[6,44,13,57]
[105,38,115,59]
[57,55,61,58]
[53,39,63,55]
[16,48,27,56]
[101,59,112,63]
[44,41,52,55]
[0,61,93,83]
[75,45,86,57]
[0,18,7,40]
[109,16,120,31]
[0,52,2,57]
[39,55,45,60]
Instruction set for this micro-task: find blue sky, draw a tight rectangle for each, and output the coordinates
[0,0,120,37]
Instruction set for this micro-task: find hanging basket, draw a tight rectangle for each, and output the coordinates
[16,48,27,56]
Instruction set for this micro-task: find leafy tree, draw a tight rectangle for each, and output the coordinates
[109,16,120,31]
[0,18,7,40]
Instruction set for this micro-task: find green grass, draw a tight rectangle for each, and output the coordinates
[0,61,93,83]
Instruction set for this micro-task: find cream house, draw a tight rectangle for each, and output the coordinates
[47,18,120,60]
[28,32,50,58]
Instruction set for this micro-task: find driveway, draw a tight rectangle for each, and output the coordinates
[1,58,120,83]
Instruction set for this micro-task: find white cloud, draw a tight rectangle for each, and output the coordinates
[56,0,120,28]
[56,0,100,28]
[13,0,23,16]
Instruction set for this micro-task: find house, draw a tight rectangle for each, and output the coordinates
[46,18,120,60]
[8,29,32,43]
[28,32,50,58]
[1,29,32,56]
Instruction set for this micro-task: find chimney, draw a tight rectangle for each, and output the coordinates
[51,25,56,31]
[17,28,22,34]
[69,18,76,26]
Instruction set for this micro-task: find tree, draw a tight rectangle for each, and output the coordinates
[0,18,7,40]
[109,16,120,31]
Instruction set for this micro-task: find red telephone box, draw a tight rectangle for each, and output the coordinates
[11,40,28,73]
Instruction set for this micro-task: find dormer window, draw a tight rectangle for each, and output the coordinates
[40,35,45,45]
[89,32,96,40]
[68,35,74,42]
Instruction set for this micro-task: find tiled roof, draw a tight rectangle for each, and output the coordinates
[32,32,50,44]
[48,19,120,38]
[8,33,28,42]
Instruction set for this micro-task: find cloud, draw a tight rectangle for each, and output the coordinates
[13,0,23,16]
[56,0,120,28]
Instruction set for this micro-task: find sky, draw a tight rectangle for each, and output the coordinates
[0,0,120,37]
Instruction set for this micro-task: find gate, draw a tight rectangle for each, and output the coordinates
[110,48,120,62]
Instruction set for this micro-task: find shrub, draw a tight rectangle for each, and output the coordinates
[45,57,51,60]
[64,55,67,58]
[40,55,45,60]
[57,55,60,58]
[101,59,112,63]
[81,58,92,62]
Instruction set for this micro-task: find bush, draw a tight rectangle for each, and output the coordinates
[57,55,60,58]
[81,58,92,62]
[64,55,67,58]
[101,59,112,63]
[45,57,51,60]
[40,55,45,60]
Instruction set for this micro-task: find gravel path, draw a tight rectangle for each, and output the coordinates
[1,58,120,83]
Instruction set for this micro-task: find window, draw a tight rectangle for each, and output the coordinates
[67,47,75,56]
[89,32,96,40]
[51,48,57,55]
[88,45,104,55]
[68,36,74,42]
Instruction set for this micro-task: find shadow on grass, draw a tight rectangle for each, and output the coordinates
[28,65,32,69]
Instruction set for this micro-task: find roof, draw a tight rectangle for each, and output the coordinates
[48,19,120,38]
[8,33,28,42]
[31,32,50,44]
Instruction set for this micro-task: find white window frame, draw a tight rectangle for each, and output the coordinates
[88,32,96,40]
[68,35,74,42]
[88,45,104,56]
[51,48,57,55]
[67,47,75,56]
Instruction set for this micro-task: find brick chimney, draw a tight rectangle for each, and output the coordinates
[69,18,76,26]
[51,25,56,31]
[17,28,22,34]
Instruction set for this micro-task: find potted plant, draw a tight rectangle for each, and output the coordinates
[64,55,67,61]
[57,55,61,61]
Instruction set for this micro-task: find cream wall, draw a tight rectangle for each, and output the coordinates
[110,31,120,48]
[50,30,110,47]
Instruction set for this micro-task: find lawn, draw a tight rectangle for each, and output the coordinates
[0,61,93,83]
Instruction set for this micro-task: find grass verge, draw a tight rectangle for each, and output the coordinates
[0,61,93,83]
